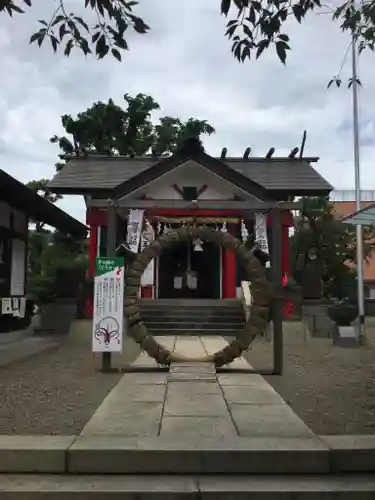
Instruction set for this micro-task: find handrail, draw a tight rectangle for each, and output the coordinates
[240,280,252,322]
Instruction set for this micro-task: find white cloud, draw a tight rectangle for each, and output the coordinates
[0,0,375,224]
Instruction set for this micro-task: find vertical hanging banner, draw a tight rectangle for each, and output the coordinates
[126,209,144,253]
[92,256,124,353]
[140,221,155,287]
[255,213,270,268]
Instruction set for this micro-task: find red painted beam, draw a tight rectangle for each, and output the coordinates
[146,208,243,217]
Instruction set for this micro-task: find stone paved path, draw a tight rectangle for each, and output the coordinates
[80,336,318,441]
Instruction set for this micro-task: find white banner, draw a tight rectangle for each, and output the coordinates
[140,222,155,286]
[92,258,124,352]
[255,213,270,268]
[126,209,144,253]
[10,239,25,296]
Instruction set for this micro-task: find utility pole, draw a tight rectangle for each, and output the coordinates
[351,34,365,340]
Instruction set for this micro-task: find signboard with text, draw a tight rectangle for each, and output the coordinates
[92,256,124,353]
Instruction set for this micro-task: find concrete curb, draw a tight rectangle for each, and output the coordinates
[1,473,375,499]
[0,436,75,473]
[0,435,375,474]
[67,435,329,474]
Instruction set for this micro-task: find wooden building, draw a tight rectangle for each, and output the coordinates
[0,169,87,324]
[48,140,332,301]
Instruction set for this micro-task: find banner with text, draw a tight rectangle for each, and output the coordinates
[92,256,124,353]
[140,223,155,287]
[255,213,270,268]
[126,209,144,254]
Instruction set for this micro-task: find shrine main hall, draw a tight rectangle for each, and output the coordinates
[48,139,332,299]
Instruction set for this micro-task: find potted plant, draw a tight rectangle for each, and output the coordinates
[28,259,87,335]
[27,274,56,334]
[327,300,358,326]
[327,297,359,347]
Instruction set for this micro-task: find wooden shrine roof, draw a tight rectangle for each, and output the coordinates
[0,169,87,237]
[48,144,333,199]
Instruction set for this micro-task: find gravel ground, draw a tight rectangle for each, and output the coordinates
[2,319,375,436]
[0,339,124,435]
[243,319,375,435]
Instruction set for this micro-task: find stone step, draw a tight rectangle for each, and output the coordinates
[139,299,242,307]
[145,322,245,329]
[140,307,244,313]
[148,329,242,336]
[1,434,375,475]
[1,473,375,499]
[67,435,331,474]
[141,314,244,322]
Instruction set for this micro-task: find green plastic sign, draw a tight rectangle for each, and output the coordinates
[95,257,124,277]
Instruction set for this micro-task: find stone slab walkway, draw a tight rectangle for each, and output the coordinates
[2,337,375,476]
[80,336,317,441]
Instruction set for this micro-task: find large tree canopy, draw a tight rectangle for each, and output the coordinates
[291,197,375,301]
[2,0,375,64]
[50,93,215,170]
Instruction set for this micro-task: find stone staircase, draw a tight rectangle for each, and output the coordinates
[139,298,245,336]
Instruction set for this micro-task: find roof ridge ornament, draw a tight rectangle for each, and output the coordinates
[178,137,204,155]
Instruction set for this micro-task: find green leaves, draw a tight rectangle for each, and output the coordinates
[221,0,231,16]
[50,94,215,167]
[327,76,361,89]
[291,196,375,301]
[221,0,375,65]
[13,0,375,66]
[348,77,362,88]
[275,39,290,64]
[95,33,109,59]
[27,0,148,61]
[29,27,46,47]
[1,0,26,16]
[327,77,342,89]
[111,47,121,61]
[223,0,295,64]
[256,39,269,59]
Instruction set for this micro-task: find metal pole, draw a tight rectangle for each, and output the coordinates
[351,35,365,340]
[271,209,283,375]
[102,199,117,372]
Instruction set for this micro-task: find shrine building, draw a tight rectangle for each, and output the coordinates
[0,168,87,330]
[48,140,333,300]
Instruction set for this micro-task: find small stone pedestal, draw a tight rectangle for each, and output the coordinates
[302,300,334,338]
[332,323,360,347]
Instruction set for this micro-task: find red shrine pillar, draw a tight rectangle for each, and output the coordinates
[141,285,154,298]
[87,209,99,277]
[222,223,237,298]
[267,211,294,276]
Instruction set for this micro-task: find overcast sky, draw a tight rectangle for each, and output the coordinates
[1,0,375,223]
